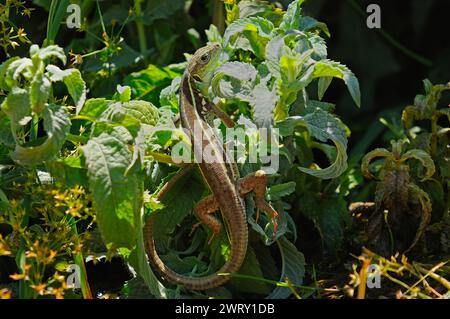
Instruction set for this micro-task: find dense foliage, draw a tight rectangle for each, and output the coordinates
[0,0,448,299]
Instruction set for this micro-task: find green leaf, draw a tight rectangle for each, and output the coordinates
[0,57,20,90]
[125,64,181,104]
[268,182,296,201]
[318,77,332,100]
[298,193,350,253]
[223,17,274,48]
[33,44,67,65]
[311,60,361,107]
[82,126,139,249]
[230,248,269,294]
[277,108,349,179]
[12,104,70,166]
[30,70,51,113]
[205,24,223,44]
[117,85,132,103]
[279,0,305,32]
[267,237,305,299]
[63,69,86,114]
[1,87,32,134]
[78,98,111,119]
[159,77,181,111]
[299,16,330,37]
[46,65,87,114]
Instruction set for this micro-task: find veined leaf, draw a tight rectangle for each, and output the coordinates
[1,87,32,134]
[32,44,67,65]
[78,98,111,119]
[277,108,349,179]
[298,192,350,253]
[279,0,305,32]
[0,57,20,90]
[46,65,86,113]
[311,60,361,107]
[268,182,296,201]
[30,70,51,113]
[267,237,305,299]
[125,64,181,104]
[223,17,274,48]
[361,148,392,179]
[12,104,70,166]
[403,149,435,181]
[82,126,139,249]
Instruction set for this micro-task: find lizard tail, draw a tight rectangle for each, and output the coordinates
[143,215,248,291]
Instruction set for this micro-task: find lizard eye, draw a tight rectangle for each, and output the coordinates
[200,53,210,63]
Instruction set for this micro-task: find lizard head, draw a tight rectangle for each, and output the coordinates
[187,43,221,86]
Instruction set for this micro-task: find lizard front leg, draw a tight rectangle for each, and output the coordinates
[238,170,278,237]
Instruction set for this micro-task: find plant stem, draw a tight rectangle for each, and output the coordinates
[134,0,147,54]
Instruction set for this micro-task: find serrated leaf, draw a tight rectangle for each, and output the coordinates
[1,87,32,134]
[403,149,435,181]
[318,77,332,100]
[34,45,67,65]
[30,71,51,113]
[205,24,223,44]
[277,108,349,179]
[12,104,70,166]
[79,98,111,119]
[268,182,296,201]
[267,237,305,299]
[223,17,274,48]
[298,193,349,253]
[125,64,181,105]
[63,69,86,113]
[82,126,139,249]
[311,60,360,107]
[361,148,392,179]
[279,0,305,32]
[0,57,20,90]
[299,16,330,37]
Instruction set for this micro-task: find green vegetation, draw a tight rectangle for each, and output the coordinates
[0,0,448,299]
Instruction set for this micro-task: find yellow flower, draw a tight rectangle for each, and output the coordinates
[0,289,11,299]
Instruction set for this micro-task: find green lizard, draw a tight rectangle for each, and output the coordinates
[144,44,278,290]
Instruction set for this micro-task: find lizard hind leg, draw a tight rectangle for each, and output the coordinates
[193,195,222,244]
[238,170,279,239]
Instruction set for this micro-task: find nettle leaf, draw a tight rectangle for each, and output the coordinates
[159,77,181,111]
[46,65,86,114]
[279,0,305,32]
[205,24,223,45]
[125,64,181,105]
[1,87,32,133]
[30,70,51,113]
[223,17,274,49]
[267,237,305,299]
[265,36,285,78]
[12,104,70,166]
[82,126,140,249]
[212,62,257,99]
[79,98,111,119]
[298,192,350,253]
[5,58,33,86]
[311,60,361,107]
[299,16,330,37]
[0,57,20,90]
[101,100,160,136]
[268,182,296,201]
[277,108,348,179]
[32,44,67,65]
[250,82,278,127]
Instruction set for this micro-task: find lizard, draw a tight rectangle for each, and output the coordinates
[143,43,278,291]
